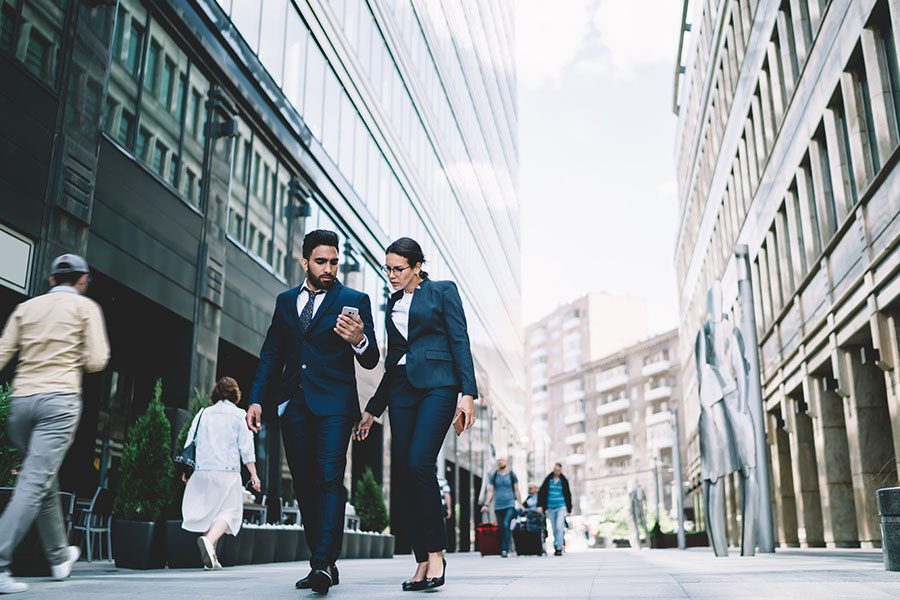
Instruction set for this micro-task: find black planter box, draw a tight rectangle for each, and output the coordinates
[273,529,297,562]
[236,527,256,565]
[295,528,311,561]
[164,520,202,568]
[219,531,240,567]
[113,519,166,570]
[250,528,275,564]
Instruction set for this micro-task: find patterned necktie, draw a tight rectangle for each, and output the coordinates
[299,288,324,333]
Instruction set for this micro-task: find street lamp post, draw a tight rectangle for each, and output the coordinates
[735,245,776,553]
[671,406,686,549]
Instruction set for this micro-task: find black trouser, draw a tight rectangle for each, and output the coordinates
[281,395,355,570]
[388,368,457,563]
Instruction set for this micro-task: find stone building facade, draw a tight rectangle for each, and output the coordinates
[674,0,900,548]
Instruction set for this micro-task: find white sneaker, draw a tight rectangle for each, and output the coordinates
[197,536,217,569]
[50,545,81,580]
[0,570,28,594]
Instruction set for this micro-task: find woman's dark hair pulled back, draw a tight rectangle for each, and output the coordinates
[386,237,428,278]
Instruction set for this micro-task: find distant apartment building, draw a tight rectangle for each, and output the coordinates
[545,330,683,517]
[525,293,659,505]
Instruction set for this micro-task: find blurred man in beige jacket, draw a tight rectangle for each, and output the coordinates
[0,254,109,593]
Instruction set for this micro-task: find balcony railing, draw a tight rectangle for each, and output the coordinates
[596,373,628,392]
[597,421,632,438]
[644,408,672,426]
[599,444,634,459]
[641,359,671,377]
[563,316,581,330]
[644,385,672,402]
[596,398,629,416]
[565,453,586,465]
[532,403,549,416]
[563,411,586,425]
[564,432,587,445]
[563,390,585,403]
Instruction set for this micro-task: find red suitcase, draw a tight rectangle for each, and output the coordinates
[476,522,501,556]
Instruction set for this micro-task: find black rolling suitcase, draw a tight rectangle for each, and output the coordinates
[513,509,546,555]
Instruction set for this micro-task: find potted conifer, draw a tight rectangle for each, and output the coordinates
[112,379,174,569]
[352,467,390,558]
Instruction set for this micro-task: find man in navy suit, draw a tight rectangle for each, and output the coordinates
[247,230,378,594]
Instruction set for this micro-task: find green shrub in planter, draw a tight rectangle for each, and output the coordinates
[352,467,388,533]
[115,379,174,521]
[113,379,173,569]
[0,385,20,487]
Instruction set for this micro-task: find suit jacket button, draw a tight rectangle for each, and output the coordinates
[301,364,307,370]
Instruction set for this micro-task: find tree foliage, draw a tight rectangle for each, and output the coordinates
[115,379,173,521]
[352,467,389,533]
[0,385,20,487]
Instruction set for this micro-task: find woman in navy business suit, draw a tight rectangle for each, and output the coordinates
[355,237,477,592]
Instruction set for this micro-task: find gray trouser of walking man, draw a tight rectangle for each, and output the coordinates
[0,393,81,568]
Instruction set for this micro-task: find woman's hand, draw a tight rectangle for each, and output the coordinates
[181,473,188,484]
[454,395,476,433]
[250,473,261,493]
[354,411,375,441]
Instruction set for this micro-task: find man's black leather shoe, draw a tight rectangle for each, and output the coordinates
[309,568,332,594]
[296,565,339,590]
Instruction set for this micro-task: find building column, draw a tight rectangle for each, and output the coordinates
[837,345,897,548]
[784,391,825,547]
[769,410,800,547]
[869,306,900,481]
[807,371,859,547]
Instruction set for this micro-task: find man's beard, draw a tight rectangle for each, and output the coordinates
[308,271,335,290]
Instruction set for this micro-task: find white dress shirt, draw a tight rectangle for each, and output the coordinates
[277,280,369,417]
[392,290,414,365]
[184,400,256,471]
[295,280,369,354]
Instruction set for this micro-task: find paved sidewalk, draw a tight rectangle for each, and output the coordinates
[11,547,900,599]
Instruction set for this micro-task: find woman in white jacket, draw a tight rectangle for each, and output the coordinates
[181,377,260,569]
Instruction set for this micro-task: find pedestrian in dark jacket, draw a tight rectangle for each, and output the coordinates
[537,463,573,555]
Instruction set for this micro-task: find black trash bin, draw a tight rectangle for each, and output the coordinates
[877,487,900,571]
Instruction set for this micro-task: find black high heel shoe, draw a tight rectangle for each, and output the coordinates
[401,578,427,592]
[423,557,446,590]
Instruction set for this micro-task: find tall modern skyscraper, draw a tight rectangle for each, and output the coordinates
[674,0,900,549]
[0,0,521,552]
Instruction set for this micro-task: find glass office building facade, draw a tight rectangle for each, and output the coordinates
[674,0,900,548]
[0,0,522,553]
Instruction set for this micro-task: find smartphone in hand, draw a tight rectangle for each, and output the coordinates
[341,306,359,318]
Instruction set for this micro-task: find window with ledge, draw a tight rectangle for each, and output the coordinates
[103,0,207,209]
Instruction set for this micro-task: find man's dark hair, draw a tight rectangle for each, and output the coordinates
[554,462,563,469]
[302,229,339,259]
[386,237,429,278]
[53,272,85,286]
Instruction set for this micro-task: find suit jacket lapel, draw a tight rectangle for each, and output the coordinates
[288,285,304,339]
[304,280,342,337]
[407,278,429,342]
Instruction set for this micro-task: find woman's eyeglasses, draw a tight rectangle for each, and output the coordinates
[381,265,410,275]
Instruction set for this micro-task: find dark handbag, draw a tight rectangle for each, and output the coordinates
[175,408,205,478]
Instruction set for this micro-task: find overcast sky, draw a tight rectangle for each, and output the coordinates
[516,0,684,334]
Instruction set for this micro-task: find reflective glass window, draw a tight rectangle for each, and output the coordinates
[231,1,260,53]
[105,0,147,151]
[303,40,326,139]
[283,8,308,113]
[321,66,341,159]
[259,0,286,85]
